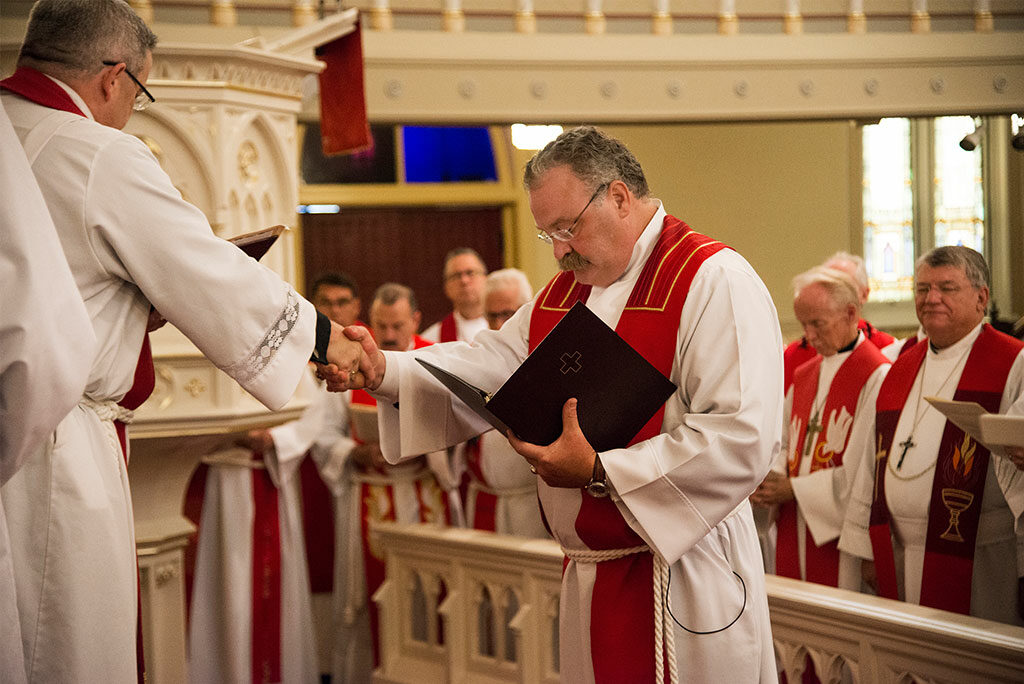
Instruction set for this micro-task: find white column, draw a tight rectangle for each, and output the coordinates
[443,0,466,33]
[847,0,866,34]
[210,0,237,27]
[652,0,672,35]
[783,0,803,34]
[718,0,738,35]
[516,0,537,33]
[369,0,393,31]
[911,0,930,33]
[974,0,993,32]
[585,0,606,35]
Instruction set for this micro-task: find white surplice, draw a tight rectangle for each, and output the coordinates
[1,85,317,682]
[463,430,548,538]
[419,311,487,344]
[840,324,1024,625]
[372,204,782,682]
[187,446,318,684]
[0,99,96,684]
[270,382,374,684]
[773,333,888,589]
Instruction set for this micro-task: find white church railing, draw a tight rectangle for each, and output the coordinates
[371,522,1024,684]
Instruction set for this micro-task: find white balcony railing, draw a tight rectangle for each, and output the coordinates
[372,522,1024,684]
[118,0,1023,34]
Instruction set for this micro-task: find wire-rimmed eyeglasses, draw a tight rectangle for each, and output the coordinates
[102,60,155,111]
[536,182,609,244]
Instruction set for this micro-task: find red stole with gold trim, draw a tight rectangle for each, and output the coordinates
[868,325,1022,614]
[530,215,728,684]
[776,342,888,586]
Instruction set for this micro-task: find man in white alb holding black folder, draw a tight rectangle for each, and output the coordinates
[338,126,782,682]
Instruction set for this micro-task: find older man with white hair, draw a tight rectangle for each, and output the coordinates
[459,269,549,537]
[752,266,890,589]
[784,251,898,390]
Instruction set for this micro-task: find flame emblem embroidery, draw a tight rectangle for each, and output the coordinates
[951,433,976,479]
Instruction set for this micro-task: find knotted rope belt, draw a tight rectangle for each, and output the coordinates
[562,544,678,684]
[80,398,134,459]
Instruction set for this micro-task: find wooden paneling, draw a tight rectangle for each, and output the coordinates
[302,206,504,329]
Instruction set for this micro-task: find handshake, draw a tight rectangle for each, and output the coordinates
[315,322,385,392]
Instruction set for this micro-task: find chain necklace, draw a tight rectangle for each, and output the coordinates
[888,345,970,480]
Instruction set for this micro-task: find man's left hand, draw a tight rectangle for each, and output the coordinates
[507,398,595,489]
[1006,447,1024,471]
[749,470,795,506]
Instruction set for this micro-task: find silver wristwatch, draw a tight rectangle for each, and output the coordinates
[585,452,609,498]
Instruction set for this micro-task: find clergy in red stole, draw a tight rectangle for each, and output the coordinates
[342,127,781,683]
[782,251,896,391]
[839,246,1024,626]
[751,266,889,590]
[462,269,548,538]
[420,248,489,343]
[347,284,452,679]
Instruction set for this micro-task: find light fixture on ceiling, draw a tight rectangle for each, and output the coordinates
[959,119,983,151]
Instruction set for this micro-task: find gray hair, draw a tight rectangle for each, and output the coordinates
[822,251,869,293]
[523,126,650,199]
[792,266,861,313]
[372,282,418,312]
[485,268,533,306]
[442,247,486,278]
[19,0,157,78]
[915,246,989,290]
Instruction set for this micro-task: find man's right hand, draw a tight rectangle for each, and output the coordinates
[350,443,386,470]
[318,322,384,392]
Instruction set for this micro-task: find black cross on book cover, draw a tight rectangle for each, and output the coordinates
[417,301,676,452]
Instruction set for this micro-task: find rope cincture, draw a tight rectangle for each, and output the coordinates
[562,544,679,684]
[80,398,134,460]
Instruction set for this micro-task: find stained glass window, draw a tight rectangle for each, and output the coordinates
[862,116,987,303]
[862,118,913,302]
[933,116,984,252]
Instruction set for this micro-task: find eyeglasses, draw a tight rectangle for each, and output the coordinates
[102,61,155,111]
[536,182,608,244]
[445,268,485,282]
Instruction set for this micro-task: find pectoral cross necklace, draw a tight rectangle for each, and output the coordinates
[891,347,969,474]
[803,393,827,460]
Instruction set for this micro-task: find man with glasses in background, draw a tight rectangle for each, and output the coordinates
[338,126,782,682]
[420,247,489,343]
[840,246,1024,625]
[0,1,366,680]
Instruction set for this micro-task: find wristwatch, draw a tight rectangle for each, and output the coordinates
[585,452,609,498]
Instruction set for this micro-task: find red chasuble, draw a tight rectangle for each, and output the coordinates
[775,341,888,586]
[529,216,728,684]
[868,325,1022,614]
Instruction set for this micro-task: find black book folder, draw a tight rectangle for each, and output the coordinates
[417,301,676,452]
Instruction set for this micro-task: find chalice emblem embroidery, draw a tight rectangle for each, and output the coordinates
[940,433,977,543]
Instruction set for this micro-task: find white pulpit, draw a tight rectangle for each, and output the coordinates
[122,11,357,682]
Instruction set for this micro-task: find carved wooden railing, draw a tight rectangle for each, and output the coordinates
[371,522,1024,684]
